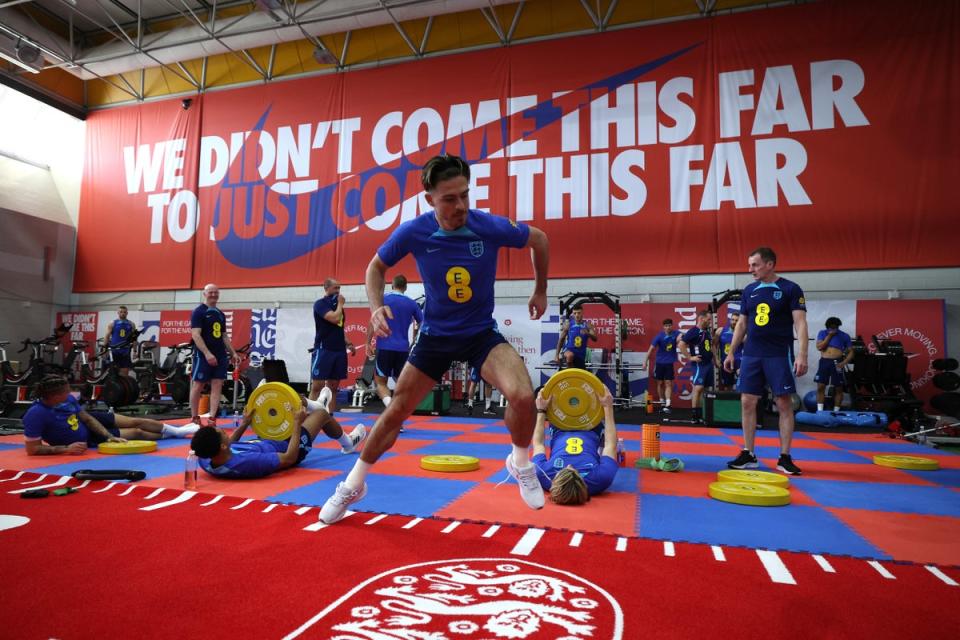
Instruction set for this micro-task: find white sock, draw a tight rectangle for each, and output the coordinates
[305,398,324,413]
[162,423,198,439]
[383,395,392,407]
[665,399,671,407]
[817,403,824,412]
[344,459,372,490]
[337,432,353,448]
[512,444,531,468]
[485,399,492,410]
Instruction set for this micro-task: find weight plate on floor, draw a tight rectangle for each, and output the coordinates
[541,368,606,431]
[98,440,158,455]
[717,469,789,488]
[872,454,939,470]
[420,455,480,472]
[247,382,301,440]
[708,481,791,506]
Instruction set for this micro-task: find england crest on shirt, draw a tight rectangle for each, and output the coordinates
[469,241,484,257]
[773,290,783,300]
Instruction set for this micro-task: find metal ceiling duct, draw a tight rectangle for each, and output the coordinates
[0,0,514,81]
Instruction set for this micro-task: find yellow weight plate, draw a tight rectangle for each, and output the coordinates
[717,469,790,488]
[98,440,158,455]
[420,455,480,472]
[541,368,606,431]
[708,481,791,506]
[873,454,940,471]
[247,382,301,440]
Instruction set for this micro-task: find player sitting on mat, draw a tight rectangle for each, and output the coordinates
[23,374,200,456]
[190,389,368,479]
[531,386,619,505]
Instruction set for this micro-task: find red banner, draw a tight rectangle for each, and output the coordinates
[56,312,99,357]
[158,311,192,347]
[72,0,960,292]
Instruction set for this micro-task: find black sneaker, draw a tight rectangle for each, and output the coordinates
[466,402,474,415]
[483,407,497,416]
[661,406,671,414]
[727,449,759,469]
[777,454,803,475]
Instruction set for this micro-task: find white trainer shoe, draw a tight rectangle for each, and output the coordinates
[318,387,333,413]
[341,424,368,454]
[319,481,367,524]
[504,455,545,510]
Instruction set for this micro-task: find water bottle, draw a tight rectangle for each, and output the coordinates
[616,438,626,467]
[184,450,198,490]
[232,410,241,430]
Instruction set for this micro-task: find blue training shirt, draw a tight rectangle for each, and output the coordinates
[313,294,346,350]
[198,440,285,478]
[564,321,590,356]
[110,319,135,354]
[741,278,806,358]
[191,304,227,356]
[817,329,852,353]
[682,326,712,360]
[533,428,618,496]
[651,330,680,364]
[22,395,89,445]
[377,209,529,337]
[377,292,423,351]
[719,326,743,361]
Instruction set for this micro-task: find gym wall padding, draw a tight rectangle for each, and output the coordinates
[72,0,959,292]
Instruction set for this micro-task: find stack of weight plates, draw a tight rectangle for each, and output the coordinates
[708,470,791,506]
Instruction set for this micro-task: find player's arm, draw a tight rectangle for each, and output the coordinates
[555,322,569,359]
[815,330,833,352]
[642,342,655,370]
[229,410,253,443]
[525,226,549,320]
[678,335,696,361]
[191,327,214,363]
[322,296,345,325]
[78,410,124,442]
[366,255,394,337]
[599,388,618,459]
[793,309,809,376]
[222,330,238,363]
[532,392,549,456]
[102,321,114,349]
[25,438,86,456]
[277,409,307,469]
[724,316,747,372]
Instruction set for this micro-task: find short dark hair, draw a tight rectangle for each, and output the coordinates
[392,275,407,291]
[825,317,842,329]
[118,305,127,311]
[190,427,222,459]
[662,318,673,325]
[421,154,470,191]
[37,374,69,399]
[749,246,777,264]
[698,310,710,318]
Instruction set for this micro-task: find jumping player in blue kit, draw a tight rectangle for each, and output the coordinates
[189,284,239,426]
[532,387,619,505]
[814,317,853,412]
[725,247,809,475]
[320,154,550,524]
[679,310,713,423]
[102,306,137,377]
[365,274,422,408]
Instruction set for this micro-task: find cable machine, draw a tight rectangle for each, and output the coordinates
[557,291,626,401]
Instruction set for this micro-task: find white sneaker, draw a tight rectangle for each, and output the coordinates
[504,455,545,510]
[318,387,333,413]
[342,424,367,454]
[319,481,367,524]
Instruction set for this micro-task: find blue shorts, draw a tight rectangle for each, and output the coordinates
[814,358,846,387]
[563,349,587,369]
[737,355,796,396]
[85,411,120,445]
[192,351,228,381]
[111,350,133,368]
[375,349,408,380]
[690,361,714,387]
[409,329,508,383]
[653,363,675,380]
[257,427,315,464]
[311,349,347,381]
[720,361,741,387]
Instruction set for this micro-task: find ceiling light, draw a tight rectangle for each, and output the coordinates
[0,49,40,73]
[313,46,338,65]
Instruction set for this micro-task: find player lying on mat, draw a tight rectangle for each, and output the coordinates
[23,375,200,456]
[531,387,619,504]
[190,389,368,479]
